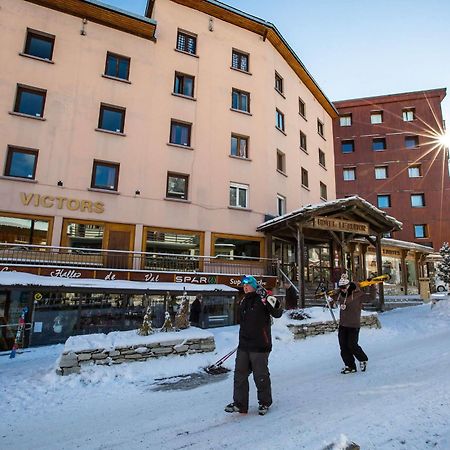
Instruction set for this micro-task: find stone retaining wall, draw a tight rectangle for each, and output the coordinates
[288,314,381,340]
[57,336,215,376]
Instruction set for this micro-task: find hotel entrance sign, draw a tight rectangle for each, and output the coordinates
[310,217,370,235]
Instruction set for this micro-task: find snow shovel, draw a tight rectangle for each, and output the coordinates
[204,347,237,375]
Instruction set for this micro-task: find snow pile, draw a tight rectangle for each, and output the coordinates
[64,328,214,353]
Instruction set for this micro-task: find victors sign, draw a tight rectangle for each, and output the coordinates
[20,192,104,214]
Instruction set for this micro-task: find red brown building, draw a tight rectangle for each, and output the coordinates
[333,88,449,250]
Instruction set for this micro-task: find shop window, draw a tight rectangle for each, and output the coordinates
[144,227,202,256]
[212,233,263,258]
[14,85,46,117]
[105,52,130,80]
[24,29,55,60]
[4,146,38,179]
[0,214,50,245]
[64,221,105,250]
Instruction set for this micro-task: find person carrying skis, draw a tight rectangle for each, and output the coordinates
[225,275,282,416]
[331,273,368,374]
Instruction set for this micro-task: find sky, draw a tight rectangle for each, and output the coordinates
[103,0,450,128]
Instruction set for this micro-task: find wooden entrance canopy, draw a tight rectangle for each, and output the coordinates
[257,196,403,309]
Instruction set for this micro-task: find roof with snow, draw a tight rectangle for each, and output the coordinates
[257,195,402,237]
[0,272,237,295]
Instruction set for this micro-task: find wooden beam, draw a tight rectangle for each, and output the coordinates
[375,234,385,311]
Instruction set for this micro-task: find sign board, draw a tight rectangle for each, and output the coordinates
[309,217,370,235]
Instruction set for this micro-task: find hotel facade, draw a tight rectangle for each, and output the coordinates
[0,0,342,348]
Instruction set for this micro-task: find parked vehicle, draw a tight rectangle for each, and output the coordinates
[435,275,449,292]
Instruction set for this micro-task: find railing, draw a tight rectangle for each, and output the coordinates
[0,243,278,277]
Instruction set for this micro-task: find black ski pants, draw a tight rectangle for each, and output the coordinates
[338,325,368,369]
[233,349,272,411]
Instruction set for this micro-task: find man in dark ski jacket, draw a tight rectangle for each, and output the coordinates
[225,275,282,416]
[331,273,368,374]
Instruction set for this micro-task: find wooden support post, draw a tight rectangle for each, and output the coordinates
[400,249,408,295]
[375,234,385,311]
[297,225,306,309]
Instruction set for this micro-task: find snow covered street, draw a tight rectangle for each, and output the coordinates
[1,303,450,450]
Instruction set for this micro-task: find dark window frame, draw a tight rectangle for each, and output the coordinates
[91,160,120,191]
[166,172,189,200]
[411,193,425,207]
[14,84,47,117]
[405,135,419,148]
[320,181,327,200]
[298,98,306,118]
[317,119,324,137]
[277,150,286,173]
[276,109,285,131]
[231,88,250,113]
[318,149,326,168]
[408,164,422,178]
[24,28,55,60]
[377,194,391,208]
[104,51,130,80]
[375,165,388,179]
[301,167,309,188]
[176,29,197,55]
[343,167,356,181]
[300,131,307,151]
[341,140,355,153]
[98,104,126,133]
[340,114,352,127]
[414,224,428,238]
[4,146,39,180]
[231,49,249,72]
[370,110,383,124]
[231,134,249,159]
[372,137,387,151]
[173,72,195,97]
[169,120,192,147]
[275,72,284,94]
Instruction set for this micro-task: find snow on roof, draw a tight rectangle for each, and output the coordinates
[0,272,237,293]
[257,195,402,230]
[381,238,434,253]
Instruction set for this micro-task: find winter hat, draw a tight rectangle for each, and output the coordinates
[242,275,258,289]
[338,273,350,287]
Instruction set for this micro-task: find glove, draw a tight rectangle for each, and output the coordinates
[266,296,277,308]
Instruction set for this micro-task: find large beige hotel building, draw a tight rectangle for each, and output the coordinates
[0,0,337,269]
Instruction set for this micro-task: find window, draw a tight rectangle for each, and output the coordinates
[277,194,286,216]
[372,138,386,151]
[4,146,38,179]
[371,111,383,124]
[64,221,105,250]
[299,98,306,117]
[320,182,327,200]
[341,140,354,153]
[403,108,415,122]
[174,72,195,97]
[317,119,324,137]
[343,168,356,181]
[98,104,125,133]
[105,52,130,80]
[277,150,286,173]
[408,165,422,178]
[24,29,55,60]
[170,120,192,147]
[231,134,248,158]
[91,160,119,191]
[229,183,248,208]
[144,227,201,256]
[318,149,326,168]
[0,213,50,245]
[375,166,388,179]
[411,193,425,207]
[383,231,393,238]
[231,49,249,72]
[212,233,262,258]
[300,131,307,151]
[167,172,189,200]
[14,85,46,117]
[405,136,419,148]
[176,30,197,55]
[377,195,391,208]
[301,167,309,188]
[232,88,250,113]
[340,114,352,126]
[276,109,285,132]
[414,224,427,238]
[275,72,283,94]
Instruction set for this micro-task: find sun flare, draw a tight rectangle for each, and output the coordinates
[438,130,450,148]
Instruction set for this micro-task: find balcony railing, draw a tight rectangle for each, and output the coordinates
[0,243,278,277]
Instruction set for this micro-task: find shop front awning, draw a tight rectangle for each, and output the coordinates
[0,272,238,295]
